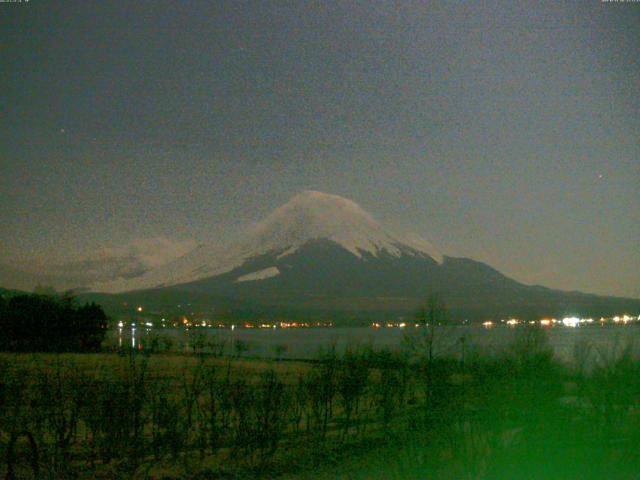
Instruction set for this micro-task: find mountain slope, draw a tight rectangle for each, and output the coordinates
[160,240,640,320]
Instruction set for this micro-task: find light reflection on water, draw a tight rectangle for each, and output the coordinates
[109,324,640,365]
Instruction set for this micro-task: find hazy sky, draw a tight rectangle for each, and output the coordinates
[2,1,639,297]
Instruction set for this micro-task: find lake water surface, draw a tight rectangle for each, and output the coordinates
[111,324,640,365]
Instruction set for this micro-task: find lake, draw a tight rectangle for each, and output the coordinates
[110,324,640,365]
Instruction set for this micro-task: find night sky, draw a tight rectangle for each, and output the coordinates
[2,1,638,297]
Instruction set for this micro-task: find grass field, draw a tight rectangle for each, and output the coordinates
[0,328,639,479]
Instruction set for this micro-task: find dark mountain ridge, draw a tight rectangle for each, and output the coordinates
[81,239,640,322]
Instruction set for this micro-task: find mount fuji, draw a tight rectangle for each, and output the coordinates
[86,191,640,321]
[92,191,443,293]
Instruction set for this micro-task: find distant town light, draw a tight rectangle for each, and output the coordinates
[562,317,579,328]
[137,306,143,312]
[540,319,551,326]
[482,321,493,328]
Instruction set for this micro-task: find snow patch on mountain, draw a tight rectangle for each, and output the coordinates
[235,267,280,283]
[276,247,298,259]
[399,233,443,262]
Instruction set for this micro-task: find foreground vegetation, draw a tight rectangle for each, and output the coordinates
[0,328,639,479]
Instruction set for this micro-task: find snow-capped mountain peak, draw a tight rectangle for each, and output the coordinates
[247,190,441,261]
[91,191,442,292]
[249,191,392,257]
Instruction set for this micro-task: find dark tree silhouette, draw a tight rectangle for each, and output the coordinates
[405,292,450,362]
[0,294,108,352]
